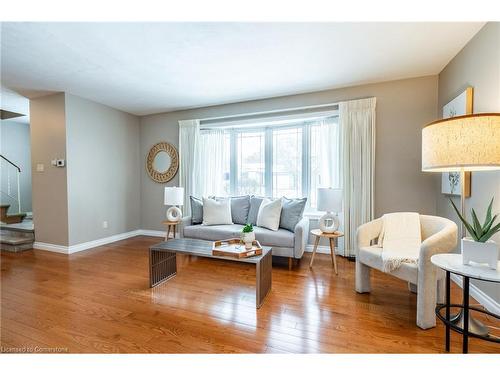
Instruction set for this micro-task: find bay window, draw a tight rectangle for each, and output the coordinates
[199,114,340,209]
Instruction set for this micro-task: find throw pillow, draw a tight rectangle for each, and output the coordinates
[247,196,265,225]
[202,197,233,225]
[280,197,307,232]
[210,195,251,225]
[190,196,203,224]
[256,198,283,231]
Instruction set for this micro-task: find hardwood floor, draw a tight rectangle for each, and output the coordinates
[1,236,498,353]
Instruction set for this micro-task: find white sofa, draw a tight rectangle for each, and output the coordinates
[355,214,458,329]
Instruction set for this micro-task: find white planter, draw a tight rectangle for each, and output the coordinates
[461,238,499,269]
[241,232,255,250]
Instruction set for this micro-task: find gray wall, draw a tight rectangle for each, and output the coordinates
[0,119,32,212]
[140,75,439,245]
[29,93,141,247]
[437,22,500,303]
[30,93,69,246]
[65,94,141,245]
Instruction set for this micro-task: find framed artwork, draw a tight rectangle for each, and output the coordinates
[440,87,472,197]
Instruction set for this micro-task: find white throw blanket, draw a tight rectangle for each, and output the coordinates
[378,212,421,272]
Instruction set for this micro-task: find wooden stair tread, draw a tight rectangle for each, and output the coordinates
[0,235,33,245]
[5,213,26,218]
[0,225,35,233]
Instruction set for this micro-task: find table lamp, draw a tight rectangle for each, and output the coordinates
[164,186,184,222]
[317,187,343,233]
[422,113,500,336]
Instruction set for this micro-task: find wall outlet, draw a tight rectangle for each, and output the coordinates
[36,164,44,172]
[102,221,108,229]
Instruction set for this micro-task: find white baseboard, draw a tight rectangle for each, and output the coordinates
[32,242,68,253]
[305,244,344,255]
[34,229,143,254]
[138,229,166,238]
[450,274,500,315]
[34,230,344,257]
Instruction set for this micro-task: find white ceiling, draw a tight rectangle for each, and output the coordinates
[1,22,485,116]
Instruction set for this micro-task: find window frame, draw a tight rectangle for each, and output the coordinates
[204,113,339,209]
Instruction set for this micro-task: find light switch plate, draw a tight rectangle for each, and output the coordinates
[36,164,44,172]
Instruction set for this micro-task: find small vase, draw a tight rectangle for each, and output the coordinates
[461,238,499,269]
[242,232,255,250]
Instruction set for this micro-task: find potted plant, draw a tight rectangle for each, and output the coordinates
[450,197,500,269]
[241,224,255,250]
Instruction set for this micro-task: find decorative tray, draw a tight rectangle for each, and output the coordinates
[212,238,263,258]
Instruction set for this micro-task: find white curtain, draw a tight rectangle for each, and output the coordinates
[196,129,228,197]
[340,97,376,257]
[179,120,228,215]
[316,117,341,189]
[179,119,200,216]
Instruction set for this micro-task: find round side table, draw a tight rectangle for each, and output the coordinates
[309,229,344,274]
[431,253,500,354]
[162,220,180,241]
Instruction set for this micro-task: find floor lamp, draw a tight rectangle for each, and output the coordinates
[422,113,500,336]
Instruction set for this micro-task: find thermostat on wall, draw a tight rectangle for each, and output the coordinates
[51,159,66,167]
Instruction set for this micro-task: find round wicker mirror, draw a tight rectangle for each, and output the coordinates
[146,142,179,183]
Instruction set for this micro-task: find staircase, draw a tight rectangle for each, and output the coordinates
[0,219,34,252]
[1,204,26,224]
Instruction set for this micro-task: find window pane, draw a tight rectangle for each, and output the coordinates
[273,127,302,198]
[236,131,265,195]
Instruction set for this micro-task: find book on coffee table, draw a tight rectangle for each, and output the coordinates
[212,238,263,258]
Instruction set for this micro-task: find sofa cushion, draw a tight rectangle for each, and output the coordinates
[358,245,418,284]
[190,196,203,224]
[211,195,250,225]
[183,224,295,248]
[253,226,294,248]
[247,196,265,225]
[183,224,244,241]
[280,197,307,232]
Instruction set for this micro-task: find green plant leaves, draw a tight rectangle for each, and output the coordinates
[242,223,253,233]
[449,197,500,243]
[483,197,494,228]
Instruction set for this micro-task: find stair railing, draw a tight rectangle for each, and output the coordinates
[0,154,22,213]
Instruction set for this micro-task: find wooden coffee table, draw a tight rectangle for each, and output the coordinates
[149,238,272,308]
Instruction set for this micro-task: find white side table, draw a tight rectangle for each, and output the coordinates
[431,253,500,353]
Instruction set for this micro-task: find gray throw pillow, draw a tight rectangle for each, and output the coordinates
[247,196,265,225]
[190,196,203,224]
[279,197,307,232]
[209,195,251,225]
[229,195,251,225]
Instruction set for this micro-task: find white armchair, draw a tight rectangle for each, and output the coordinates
[355,214,458,329]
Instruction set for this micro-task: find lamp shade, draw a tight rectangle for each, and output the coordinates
[422,113,500,172]
[317,188,342,213]
[164,187,184,206]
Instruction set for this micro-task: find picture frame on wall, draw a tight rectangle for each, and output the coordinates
[440,87,472,197]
